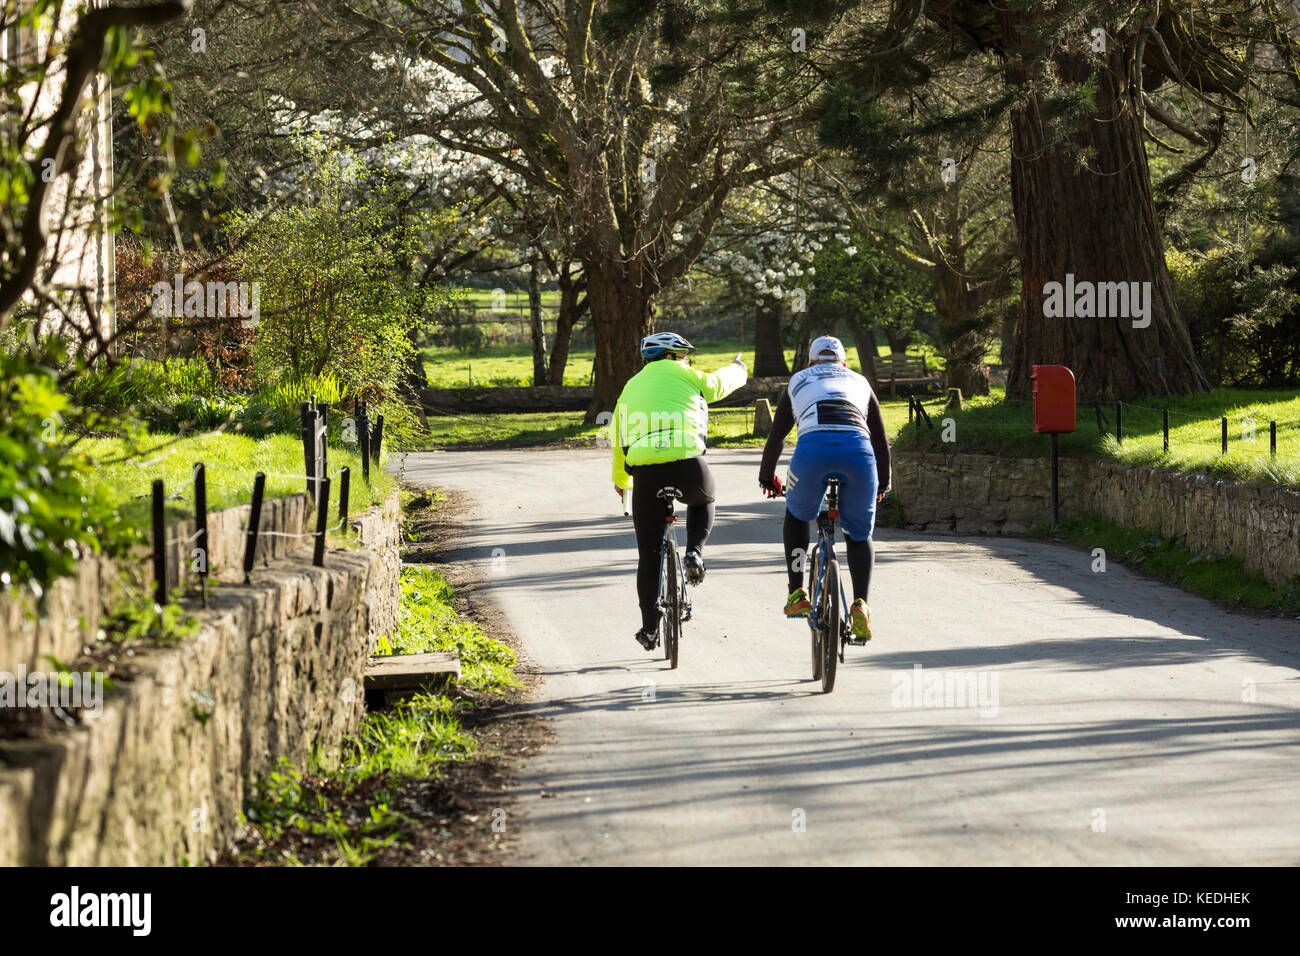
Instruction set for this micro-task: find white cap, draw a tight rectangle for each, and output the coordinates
[809,335,846,363]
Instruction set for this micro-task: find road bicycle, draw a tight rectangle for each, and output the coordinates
[653,485,692,669]
[805,476,860,694]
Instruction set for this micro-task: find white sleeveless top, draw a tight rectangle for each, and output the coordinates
[787,362,873,435]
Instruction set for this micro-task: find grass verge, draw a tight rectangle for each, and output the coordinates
[1044,513,1300,613]
[226,494,527,866]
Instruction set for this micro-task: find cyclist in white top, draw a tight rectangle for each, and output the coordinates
[758,336,891,639]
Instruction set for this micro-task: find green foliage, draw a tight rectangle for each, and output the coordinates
[101,588,201,647]
[231,144,448,398]
[68,358,245,433]
[240,760,415,866]
[1169,244,1300,387]
[339,693,477,780]
[252,371,344,411]
[385,566,519,692]
[809,232,935,350]
[446,321,488,355]
[0,355,102,600]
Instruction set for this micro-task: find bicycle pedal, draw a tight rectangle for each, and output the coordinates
[845,636,868,647]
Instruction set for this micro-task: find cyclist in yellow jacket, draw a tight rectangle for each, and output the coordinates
[611,332,747,650]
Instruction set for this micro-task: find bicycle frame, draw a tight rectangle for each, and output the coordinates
[807,480,849,640]
[655,489,691,623]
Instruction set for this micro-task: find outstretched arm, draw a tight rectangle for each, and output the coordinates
[695,353,748,403]
[759,391,795,485]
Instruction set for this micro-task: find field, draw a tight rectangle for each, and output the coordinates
[422,335,961,389]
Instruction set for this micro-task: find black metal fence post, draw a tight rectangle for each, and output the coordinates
[356,398,371,485]
[194,462,208,608]
[313,476,331,567]
[372,414,385,464]
[338,466,350,532]
[1162,410,1169,455]
[300,401,315,501]
[244,472,266,584]
[152,479,167,607]
[318,402,330,500]
[1271,420,1277,458]
[1115,402,1123,444]
[1221,417,1228,455]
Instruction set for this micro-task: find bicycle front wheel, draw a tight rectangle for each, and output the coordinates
[820,558,840,693]
[662,539,680,669]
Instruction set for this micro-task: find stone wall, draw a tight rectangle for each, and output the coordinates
[0,492,400,677]
[0,492,400,865]
[886,452,1300,587]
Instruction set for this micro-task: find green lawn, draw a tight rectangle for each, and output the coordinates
[422,336,981,389]
[77,431,396,526]
[423,337,807,388]
[898,387,1300,488]
[451,286,562,311]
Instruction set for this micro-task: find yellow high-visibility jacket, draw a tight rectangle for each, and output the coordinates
[610,358,746,490]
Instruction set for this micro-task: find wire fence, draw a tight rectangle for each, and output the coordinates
[903,393,1298,469]
[146,396,386,609]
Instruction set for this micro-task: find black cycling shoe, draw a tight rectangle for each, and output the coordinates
[684,550,706,586]
[635,628,658,651]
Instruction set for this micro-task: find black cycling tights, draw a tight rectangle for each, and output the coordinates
[783,510,874,602]
[630,457,716,632]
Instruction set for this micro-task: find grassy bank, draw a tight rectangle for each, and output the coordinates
[77,431,395,525]
[232,556,522,866]
[897,388,1300,489]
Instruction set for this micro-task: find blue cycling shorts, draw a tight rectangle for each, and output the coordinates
[785,430,879,541]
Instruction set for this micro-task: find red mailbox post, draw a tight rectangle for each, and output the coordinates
[1032,365,1077,434]
[1031,365,1076,529]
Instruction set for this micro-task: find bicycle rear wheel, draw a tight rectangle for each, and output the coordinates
[808,549,823,681]
[662,539,680,669]
[820,558,840,693]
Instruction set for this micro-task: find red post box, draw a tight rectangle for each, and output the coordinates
[1032,365,1077,434]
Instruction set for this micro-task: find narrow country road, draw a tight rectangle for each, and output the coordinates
[394,448,1300,866]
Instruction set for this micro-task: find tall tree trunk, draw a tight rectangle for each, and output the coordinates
[1002,34,1209,401]
[882,327,912,355]
[934,270,991,397]
[528,257,547,386]
[849,322,880,386]
[753,299,789,377]
[586,262,654,421]
[547,262,583,386]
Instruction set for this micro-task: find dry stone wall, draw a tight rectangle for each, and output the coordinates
[0,491,400,865]
[887,452,1300,587]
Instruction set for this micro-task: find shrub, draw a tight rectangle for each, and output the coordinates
[0,356,102,600]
